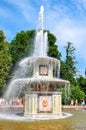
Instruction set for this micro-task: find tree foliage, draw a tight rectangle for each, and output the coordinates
[61,85,85,105]
[0,30,6,42]
[70,85,85,103]
[76,76,86,96]
[60,42,77,85]
[10,30,35,65]
[47,30,61,60]
[0,30,12,96]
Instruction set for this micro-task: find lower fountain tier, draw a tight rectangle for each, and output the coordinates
[24,92,62,118]
[11,77,70,93]
[13,77,70,87]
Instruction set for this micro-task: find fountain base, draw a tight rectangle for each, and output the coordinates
[24,92,62,118]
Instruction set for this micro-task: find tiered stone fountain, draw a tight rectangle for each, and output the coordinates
[23,6,70,119]
[5,6,70,120]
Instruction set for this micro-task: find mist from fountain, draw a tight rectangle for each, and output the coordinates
[4,5,48,100]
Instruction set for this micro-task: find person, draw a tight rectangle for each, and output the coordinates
[75,99,78,106]
[70,100,74,106]
[82,100,85,107]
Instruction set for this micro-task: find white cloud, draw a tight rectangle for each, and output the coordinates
[44,3,86,62]
[57,22,86,60]
[4,0,37,24]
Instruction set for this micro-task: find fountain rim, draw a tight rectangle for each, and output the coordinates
[13,77,70,87]
[29,56,60,62]
[19,56,60,66]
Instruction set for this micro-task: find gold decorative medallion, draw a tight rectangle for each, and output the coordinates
[42,99,48,107]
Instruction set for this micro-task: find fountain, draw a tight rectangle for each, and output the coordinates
[2,6,70,120]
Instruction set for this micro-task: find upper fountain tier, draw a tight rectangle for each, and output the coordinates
[19,56,60,78]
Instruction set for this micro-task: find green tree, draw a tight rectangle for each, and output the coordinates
[0,30,12,96]
[61,87,71,105]
[47,31,61,60]
[70,85,85,103]
[10,30,35,65]
[61,42,77,85]
[76,76,86,96]
[61,85,85,105]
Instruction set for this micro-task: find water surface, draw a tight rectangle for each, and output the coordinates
[0,110,86,130]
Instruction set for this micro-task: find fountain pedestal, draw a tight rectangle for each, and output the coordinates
[24,92,62,118]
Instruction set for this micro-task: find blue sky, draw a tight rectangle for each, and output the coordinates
[0,0,86,77]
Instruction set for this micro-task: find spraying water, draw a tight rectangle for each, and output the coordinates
[38,5,44,30]
[4,6,70,103]
[33,5,48,57]
[5,5,48,99]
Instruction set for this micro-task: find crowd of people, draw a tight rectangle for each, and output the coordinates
[0,97,23,106]
[70,99,86,106]
[0,98,86,107]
